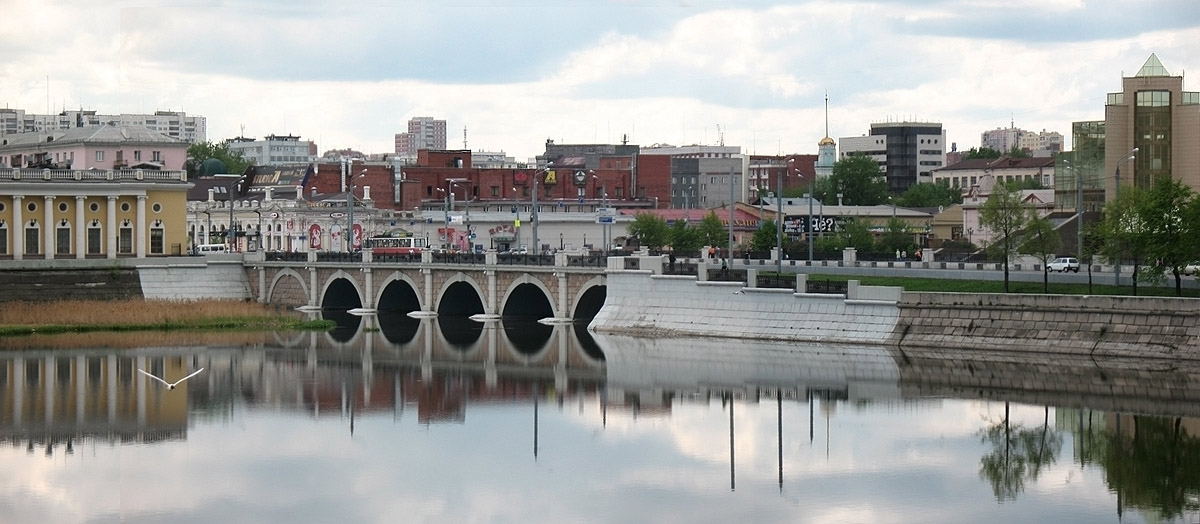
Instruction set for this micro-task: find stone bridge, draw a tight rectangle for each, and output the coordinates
[244,251,613,321]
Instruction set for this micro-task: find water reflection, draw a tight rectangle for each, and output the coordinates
[2,327,1200,523]
[502,317,554,355]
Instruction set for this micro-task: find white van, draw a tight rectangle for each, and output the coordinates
[196,243,228,254]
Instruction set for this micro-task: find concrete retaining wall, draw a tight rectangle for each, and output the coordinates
[589,270,901,345]
[137,260,252,301]
[0,268,143,302]
[891,292,1200,359]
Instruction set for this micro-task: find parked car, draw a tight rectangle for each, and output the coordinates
[1182,262,1200,276]
[1048,257,1080,273]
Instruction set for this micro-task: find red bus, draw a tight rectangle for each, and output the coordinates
[366,235,426,255]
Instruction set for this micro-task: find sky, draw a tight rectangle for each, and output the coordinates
[2,0,1199,162]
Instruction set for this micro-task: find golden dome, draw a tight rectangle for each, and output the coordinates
[818,136,835,146]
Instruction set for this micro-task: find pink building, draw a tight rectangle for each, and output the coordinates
[0,124,189,171]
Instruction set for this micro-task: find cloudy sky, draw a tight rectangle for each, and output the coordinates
[2,0,1198,161]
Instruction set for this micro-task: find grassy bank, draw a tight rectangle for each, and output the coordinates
[0,299,334,337]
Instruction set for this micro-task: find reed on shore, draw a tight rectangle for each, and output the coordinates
[0,299,333,337]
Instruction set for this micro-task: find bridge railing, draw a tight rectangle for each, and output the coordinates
[265,251,307,262]
[316,251,363,263]
[496,254,554,266]
[566,255,606,268]
[373,253,422,264]
[431,252,485,265]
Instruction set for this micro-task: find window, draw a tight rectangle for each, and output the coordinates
[1136,90,1170,107]
[1184,92,1200,105]
[24,223,39,255]
[89,202,99,212]
[96,151,105,161]
[134,150,142,161]
[87,222,102,254]
[490,186,499,197]
[58,202,68,213]
[56,222,70,254]
[121,202,130,212]
[0,223,7,255]
[118,222,133,254]
[27,201,36,213]
[150,225,164,254]
[152,203,162,213]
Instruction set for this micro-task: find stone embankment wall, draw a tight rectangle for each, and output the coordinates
[891,292,1200,359]
[0,268,143,302]
[592,269,1200,360]
[590,270,902,345]
[0,256,252,302]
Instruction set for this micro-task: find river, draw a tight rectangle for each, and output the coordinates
[0,314,1197,524]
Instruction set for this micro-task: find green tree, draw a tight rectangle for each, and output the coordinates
[669,219,703,255]
[1018,214,1062,294]
[750,220,778,252]
[1007,146,1031,158]
[1140,176,1200,296]
[828,155,890,206]
[1098,187,1153,295]
[980,184,1031,293]
[628,213,670,253]
[697,211,726,247]
[963,147,1004,160]
[186,141,250,178]
[896,181,962,208]
[879,217,912,255]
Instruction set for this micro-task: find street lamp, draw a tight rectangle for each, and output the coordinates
[1113,148,1138,285]
[591,171,609,254]
[779,159,789,275]
[347,169,366,252]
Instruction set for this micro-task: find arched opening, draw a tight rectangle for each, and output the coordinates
[377,280,422,345]
[321,277,363,339]
[501,282,554,319]
[573,285,607,321]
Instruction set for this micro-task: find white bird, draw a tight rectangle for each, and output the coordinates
[138,367,205,390]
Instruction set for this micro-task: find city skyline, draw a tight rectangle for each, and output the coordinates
[2,0,1197,161]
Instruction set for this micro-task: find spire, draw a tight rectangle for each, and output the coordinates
[1135,53,1170,77]
[818,91,835,147]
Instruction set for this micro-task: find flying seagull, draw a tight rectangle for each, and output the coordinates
[138,367,205,390]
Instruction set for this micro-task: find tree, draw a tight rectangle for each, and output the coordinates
[669,219,702,255]
[1098,187,1153,295]
[828,155,890,206]
[1018,214,1062,294]
[628,213,669,253]
[750,220,778,252]
[186,141,250,179]
[964,147,1004,160]
[879,217,912,255]
[980,184,1030,293]
[896,181,962,208]
[697,212,726,248]
[1007,145,1031,158]
[1140,176,1200,296]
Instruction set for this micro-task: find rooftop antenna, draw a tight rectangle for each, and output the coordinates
[463,125,468,149]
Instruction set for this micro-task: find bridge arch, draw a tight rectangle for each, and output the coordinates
[320,269,365,310]
[435,271,486,316]
[374,271,424,313]
[570,276,607,320]
[500,274,556,319]
[266,268,309,308]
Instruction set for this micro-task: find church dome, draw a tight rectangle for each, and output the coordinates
[818,136,835,146]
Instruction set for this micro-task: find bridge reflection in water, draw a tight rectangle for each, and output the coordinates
[3,323,1200,521]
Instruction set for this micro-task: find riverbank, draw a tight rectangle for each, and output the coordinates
[0,299,332,337]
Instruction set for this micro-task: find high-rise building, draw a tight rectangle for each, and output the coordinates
[981,127,1063,157]
[840,121,945,192]
[0,109,206,143]
[394,117,448,158]
[1104,54,1200,199]
[227,134,316,167]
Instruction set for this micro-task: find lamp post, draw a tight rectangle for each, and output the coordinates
[1113,148,1138,285]
[227,176,240,252]
[591,171,609,254]
[347,169,366,252]
[201,209,211,246]
[728,167,735,263]
[778,160,787,275]
[253,209,262,252]
[531,164,551,255]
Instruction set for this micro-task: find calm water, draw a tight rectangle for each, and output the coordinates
[1,314,1198,524]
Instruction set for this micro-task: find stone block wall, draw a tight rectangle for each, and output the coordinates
[0,268,143,302]
[891,292,1200,359]
[590,271,900,344]
[137,261,252,301]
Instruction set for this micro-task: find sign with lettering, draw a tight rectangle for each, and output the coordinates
[783,215,845,234]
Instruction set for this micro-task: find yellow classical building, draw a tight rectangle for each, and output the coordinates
[0,169,192,259]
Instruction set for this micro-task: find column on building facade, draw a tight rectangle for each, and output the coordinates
[75,196,85,259]
[12,196,23,261]
[43,196,54,260]
[106,196,118,259]
[135,195,147,257]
